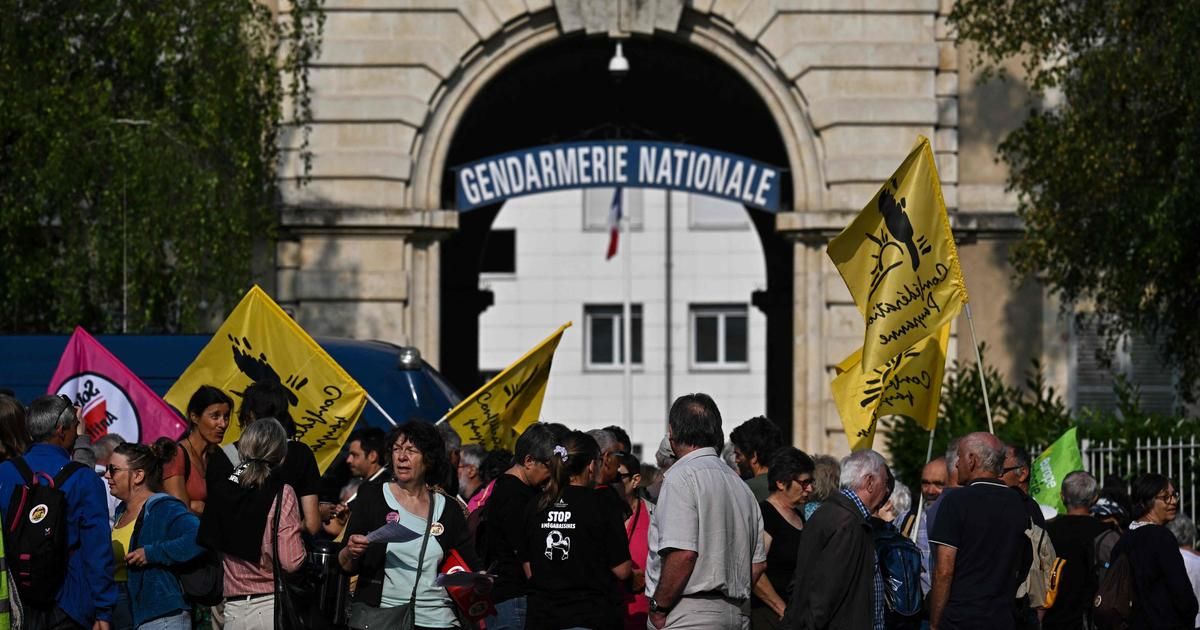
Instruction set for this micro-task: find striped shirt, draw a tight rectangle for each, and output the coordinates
[222,485,307,596]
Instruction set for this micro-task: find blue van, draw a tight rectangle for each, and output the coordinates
[0,335,461,432]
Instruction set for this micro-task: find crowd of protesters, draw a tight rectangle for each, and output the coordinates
[0,386,1196,630]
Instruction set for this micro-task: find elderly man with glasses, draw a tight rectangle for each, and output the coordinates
[0,394,117,630]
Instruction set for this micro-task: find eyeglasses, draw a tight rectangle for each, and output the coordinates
[105,465,129,476]
[1156,491,1180,503]
[793,478,815,489]
[1001,465,1023,475]
[617,471,636,480]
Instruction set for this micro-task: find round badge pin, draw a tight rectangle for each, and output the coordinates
[385,511,400,524]
[430,522,445,536]
[29,504,49,524]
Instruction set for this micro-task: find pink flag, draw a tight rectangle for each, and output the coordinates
[48,327,188,444]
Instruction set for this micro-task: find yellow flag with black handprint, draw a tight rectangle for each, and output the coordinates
[827,136,967,373]
[832,323,950,451]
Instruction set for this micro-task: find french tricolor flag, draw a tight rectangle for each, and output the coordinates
[605,187,623,260]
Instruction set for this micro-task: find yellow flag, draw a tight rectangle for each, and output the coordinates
[164,286,367,472]
[832,323,950,451]
[445,323,571,451]
[827,136,967,372]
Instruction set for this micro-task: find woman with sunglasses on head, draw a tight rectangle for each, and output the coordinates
[751,447,814,629]
[106,439,204,630]
[520,430,632,630]
[162,385,232,515]
[1111,473,1198,629]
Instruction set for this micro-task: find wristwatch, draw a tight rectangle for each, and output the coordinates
[648,597,673,615]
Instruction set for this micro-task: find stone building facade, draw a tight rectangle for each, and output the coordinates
[274,0,1071,455]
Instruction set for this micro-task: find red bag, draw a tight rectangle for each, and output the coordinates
[440,548,495,624]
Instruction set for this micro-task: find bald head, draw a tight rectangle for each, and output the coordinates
[921,457,948,503]
[957,432,1006,484]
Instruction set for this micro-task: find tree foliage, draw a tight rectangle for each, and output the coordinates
[948,0,1200,402]
[885,347,1195,489]
[0,0,323,333]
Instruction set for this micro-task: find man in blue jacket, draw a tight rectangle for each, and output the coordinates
[0,395,116,630]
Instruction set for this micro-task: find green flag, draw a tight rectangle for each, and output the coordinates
[1029,427,1085,514]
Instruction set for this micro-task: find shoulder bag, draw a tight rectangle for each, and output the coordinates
[272,487,332,630]
[346,488,436,630]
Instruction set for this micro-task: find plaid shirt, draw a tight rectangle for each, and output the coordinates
[841,489,885,630]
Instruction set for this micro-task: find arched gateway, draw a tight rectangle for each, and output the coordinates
[276,0,1004,456]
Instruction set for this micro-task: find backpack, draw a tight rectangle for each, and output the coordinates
[1017,519,1061,609]
[1091,527,1121,586]
[1092,549,1133,629]
[3,458,86,608]
[129,497,224,606]
[873,523,923,617]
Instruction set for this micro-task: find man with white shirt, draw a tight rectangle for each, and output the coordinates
[646,393,766,630]
[1167,513,1200,629]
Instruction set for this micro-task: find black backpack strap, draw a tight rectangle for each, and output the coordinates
[52,461,88,488]
[11,458,35,486]
[178,441,191,482]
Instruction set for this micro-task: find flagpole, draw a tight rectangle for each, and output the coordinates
[964,303,995,434]
[366,393,398,427]
[622,195,634,439]
[909,422,937,542]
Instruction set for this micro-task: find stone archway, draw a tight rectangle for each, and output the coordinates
[416,9,824,443]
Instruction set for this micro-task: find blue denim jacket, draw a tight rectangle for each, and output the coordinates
[117,493,203,627]
[0,443,117,626]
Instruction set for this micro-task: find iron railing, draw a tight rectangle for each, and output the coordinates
[1081,437,1199,524]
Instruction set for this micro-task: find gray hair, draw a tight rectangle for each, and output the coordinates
[1061,471,1100,509]
[235,418,288,488]
[588,429,617,454]
[961,432,1005,475]
[840,450,888,491]
[720,441,739,472]
[27,395,77,443]
[437,422,462,451]
[890,480,912,516]
[945,437,962,476]
[460,444,485,468]
[810,455,841,502]
[93,433,126,463]
[1167,513,1196,548]
[655,436,677,470]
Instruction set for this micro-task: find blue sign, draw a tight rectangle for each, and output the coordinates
[453,140,784,212]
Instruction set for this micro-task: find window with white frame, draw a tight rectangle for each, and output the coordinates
[690,304,748,369]
[583,188,644,230]
[585,304,643,369]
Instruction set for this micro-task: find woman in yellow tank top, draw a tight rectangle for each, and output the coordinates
[106,438,202,630]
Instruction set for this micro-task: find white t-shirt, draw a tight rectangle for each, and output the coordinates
[1179,548,1200,628]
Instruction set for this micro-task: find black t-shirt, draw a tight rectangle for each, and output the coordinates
[755,500,803,609]
[1041,515,1117,630]
[595,483,633,521]
[207,439,321,518]
[479,473,538,603]
[929,479,1030,630]
[519,484,631,630]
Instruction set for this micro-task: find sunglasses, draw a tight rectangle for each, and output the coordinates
[617,471,637,479]
[105,464,130,476]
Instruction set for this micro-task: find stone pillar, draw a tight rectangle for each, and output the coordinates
[275,208,457,365]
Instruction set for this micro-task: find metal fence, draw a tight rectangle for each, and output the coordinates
[1081,437,1199,524]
